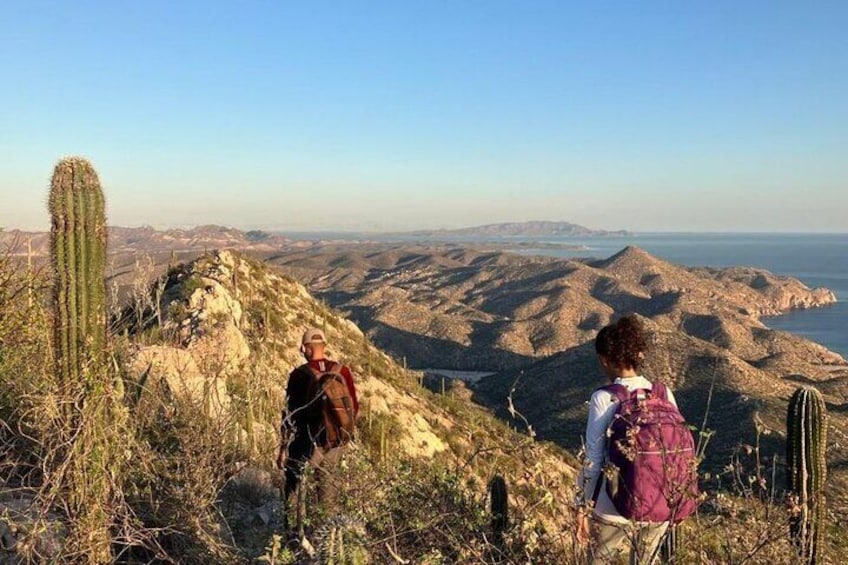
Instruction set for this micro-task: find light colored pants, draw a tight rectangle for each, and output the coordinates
[590,519,669,565]
[285,444,344,534]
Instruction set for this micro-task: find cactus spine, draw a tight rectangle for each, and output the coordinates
[786,386,828,565]
[49,157,108,389]
[489,475,509,544]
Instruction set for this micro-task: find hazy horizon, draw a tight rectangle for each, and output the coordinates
[2,2,846,233]
[0,219,848,232]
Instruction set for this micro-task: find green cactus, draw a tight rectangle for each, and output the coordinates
[245,387,256,452]
[379,420,387,463]
[48,157,119,562]
[786,386,828,565]
[49,157,108,389]
[489,475,509,545]
[318,516,369,565]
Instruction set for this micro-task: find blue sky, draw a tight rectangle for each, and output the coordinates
[1,1,846,232]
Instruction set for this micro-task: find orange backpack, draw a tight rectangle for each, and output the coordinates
[306,363,356,448]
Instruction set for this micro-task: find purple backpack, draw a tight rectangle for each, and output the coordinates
[597,382,699,523]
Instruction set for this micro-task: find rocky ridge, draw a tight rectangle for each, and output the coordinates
[0,225,293,257]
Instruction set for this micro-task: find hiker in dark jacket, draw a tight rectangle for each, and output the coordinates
[575,316,686,565]
[277,327,359,532]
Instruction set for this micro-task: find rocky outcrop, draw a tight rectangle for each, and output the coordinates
[129,251,251,415]
[693,266,837,316]
[359,377,448,458]
[131,345,232,417]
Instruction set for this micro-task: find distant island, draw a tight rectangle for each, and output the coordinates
[406,220,632,237]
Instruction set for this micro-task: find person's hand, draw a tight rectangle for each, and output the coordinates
[575,507,591,546]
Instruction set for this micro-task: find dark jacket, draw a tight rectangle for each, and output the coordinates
[281,358,359,445]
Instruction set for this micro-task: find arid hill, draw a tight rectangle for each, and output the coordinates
[6,225,845,514]
[0,245,578,562]
[5,225,845,560]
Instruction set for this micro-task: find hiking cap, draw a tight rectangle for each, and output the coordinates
[302,328,327,345]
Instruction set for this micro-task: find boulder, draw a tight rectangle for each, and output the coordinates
[132,345,231,417]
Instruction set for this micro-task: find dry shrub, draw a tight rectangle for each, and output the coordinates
[124,383,243,563]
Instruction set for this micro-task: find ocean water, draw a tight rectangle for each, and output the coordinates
[510,233,848,359]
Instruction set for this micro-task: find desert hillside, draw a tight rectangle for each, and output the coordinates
[1,247,577,563]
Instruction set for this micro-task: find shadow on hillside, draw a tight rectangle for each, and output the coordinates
[473,347,786,480]
[590,277,681,317]
[472,341,599,450]
[344,311,534,372]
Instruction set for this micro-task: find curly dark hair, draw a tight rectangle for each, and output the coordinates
[594,315,648,370]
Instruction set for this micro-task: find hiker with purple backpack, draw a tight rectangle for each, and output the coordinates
[575,316,698,564]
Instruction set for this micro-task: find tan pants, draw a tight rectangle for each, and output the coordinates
[590,519,668,565]
[285,444,344,534]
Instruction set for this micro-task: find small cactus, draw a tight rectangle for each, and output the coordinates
[786,386,828,564]
[489,475,509,544]
[245,388,256,452]
[318,516,370,565]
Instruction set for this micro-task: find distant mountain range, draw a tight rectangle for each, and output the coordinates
[407,221,631,237]
[0,225,291,256]
[0,221,629,258]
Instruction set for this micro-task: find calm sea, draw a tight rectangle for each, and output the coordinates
[282,232,847,359]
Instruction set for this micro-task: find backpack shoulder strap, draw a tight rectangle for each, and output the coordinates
[590,383,628,504]
[302,361,344,379]
[300,363,322,381]
[598,383,629,404]
[650,382,668,401]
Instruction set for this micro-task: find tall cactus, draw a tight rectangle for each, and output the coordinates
[786,386,828,564]
[49,157,108,389]
[489,475,509,545]
[48,157,115,562]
